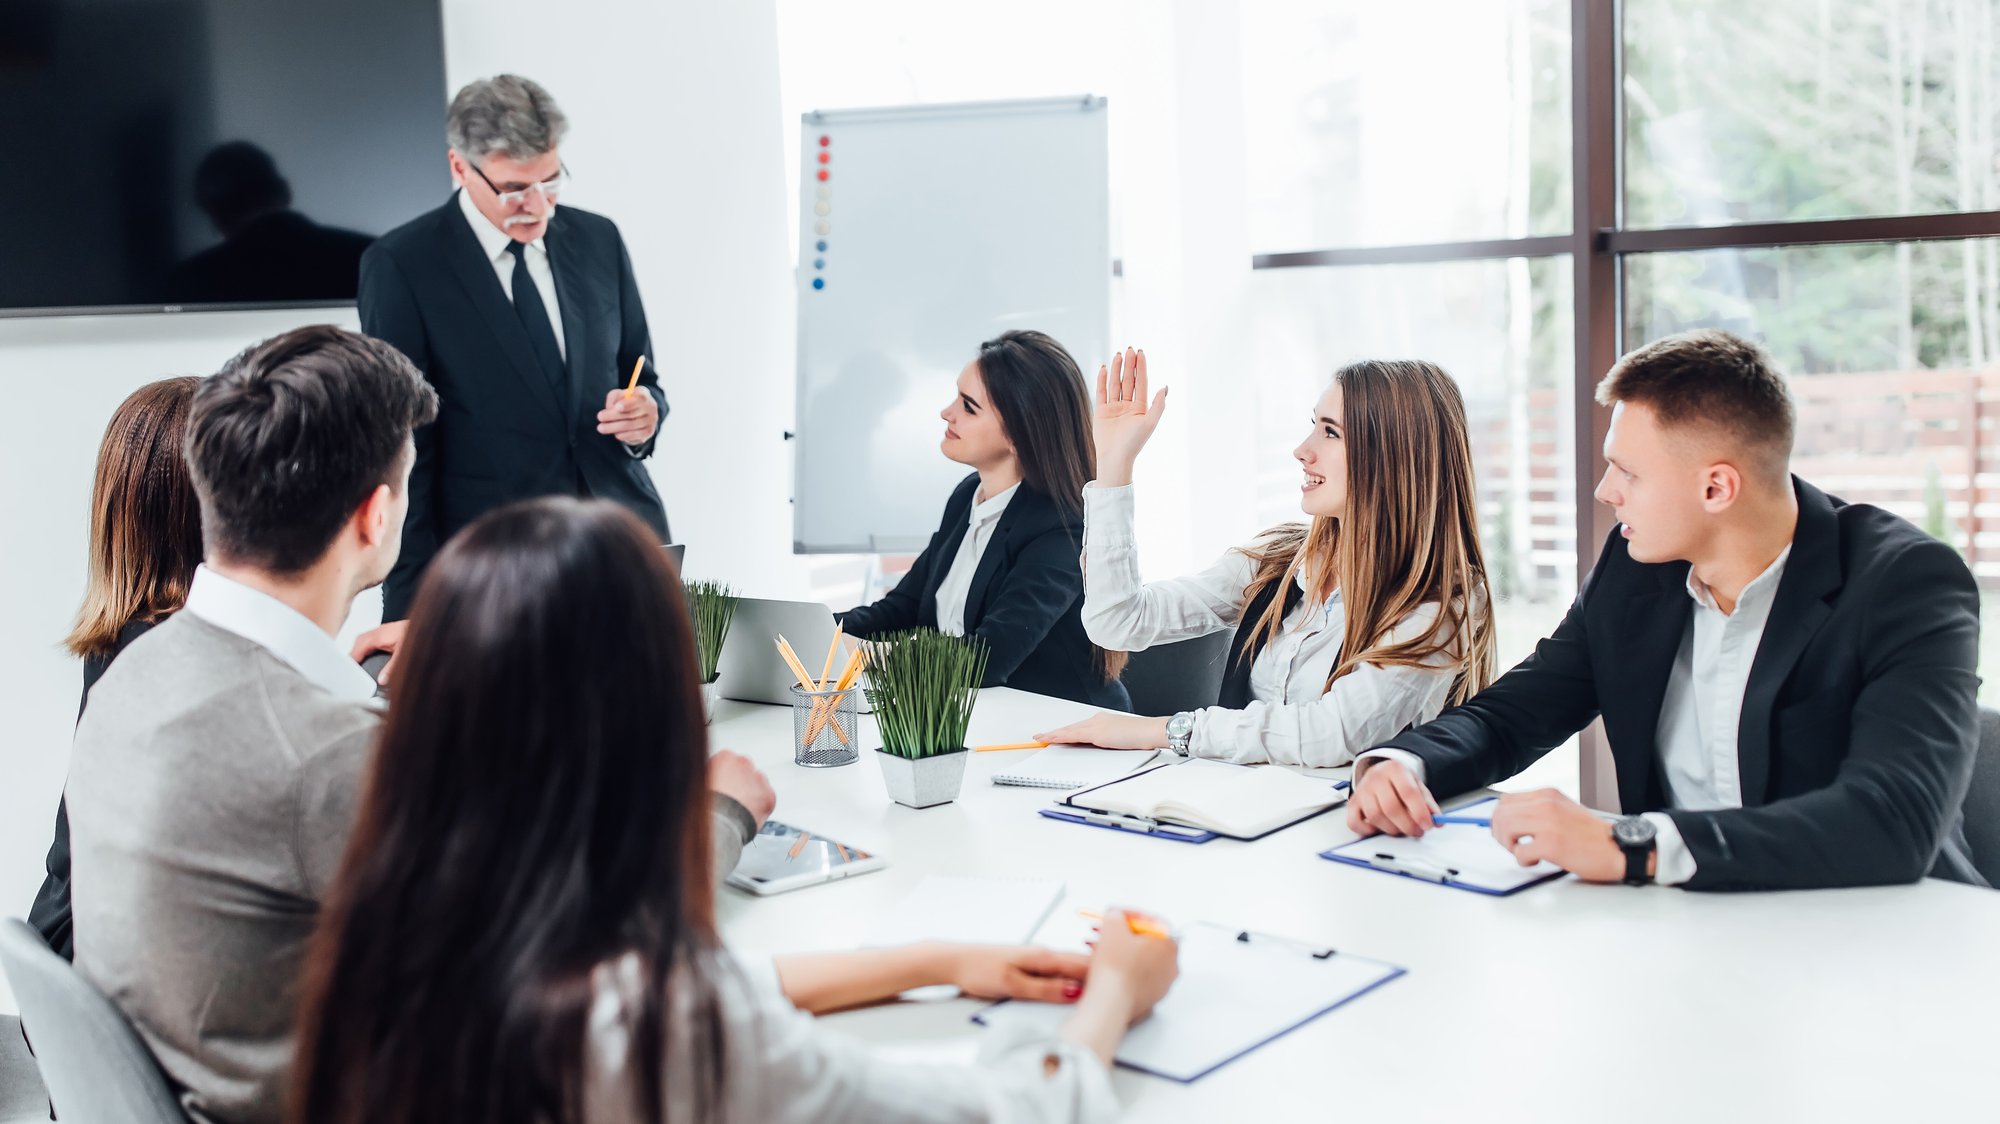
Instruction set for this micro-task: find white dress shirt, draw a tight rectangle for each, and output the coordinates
[582,950,1116,1123]
[1356,545,1794,887]
[180,565,380,704]
[458,187,566,361]
[934,481,1020,636]
[1079,482,1456,767]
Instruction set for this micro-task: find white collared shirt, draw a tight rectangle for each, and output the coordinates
[458,188,566,361]
[1355,545,1794,887]
[1079,482,1457,767]
[934,482,1021,636]
[181,565,379,704]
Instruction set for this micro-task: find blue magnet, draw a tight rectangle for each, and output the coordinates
[816,240,827,252]
[812,277,825,290]
[814,258,825,269]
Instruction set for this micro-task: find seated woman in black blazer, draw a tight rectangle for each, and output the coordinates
[840,330,1130,710]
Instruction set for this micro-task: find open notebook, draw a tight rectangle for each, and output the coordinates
[1062,759,1348,839]
[991,745,1158,790]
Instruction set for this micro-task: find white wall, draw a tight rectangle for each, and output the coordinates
[0,0,801,1013]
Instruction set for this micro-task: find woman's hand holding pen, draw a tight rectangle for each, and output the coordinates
[1092,347,1168,487]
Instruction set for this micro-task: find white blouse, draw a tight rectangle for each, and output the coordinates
[1079,483,1459,767]
[583,950,1117,1124]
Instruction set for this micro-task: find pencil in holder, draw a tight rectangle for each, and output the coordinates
[791,683,860,767]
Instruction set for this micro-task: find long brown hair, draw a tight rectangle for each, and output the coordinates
[289,499,725,1124]
[65,377,203,659]
[975,330,1128,682]
[1238,360,1496,706]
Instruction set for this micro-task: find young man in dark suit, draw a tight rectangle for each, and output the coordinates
[1350,329,1986,891]
[357,74,670,627]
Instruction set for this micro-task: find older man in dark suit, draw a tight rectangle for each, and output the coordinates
[358,74,670,625]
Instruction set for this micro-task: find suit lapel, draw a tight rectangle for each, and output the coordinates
[545,211,593,429]
[439,202,568,427]
[1611,570,1693,813]
[962,506,1016,627]
[1736,478,1842,805]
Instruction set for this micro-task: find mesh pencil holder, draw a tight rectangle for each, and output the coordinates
[790,683,860,767]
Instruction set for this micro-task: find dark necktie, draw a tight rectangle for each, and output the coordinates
[506,241,566,391]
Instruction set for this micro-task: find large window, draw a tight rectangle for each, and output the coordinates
[1247,0,2000,799]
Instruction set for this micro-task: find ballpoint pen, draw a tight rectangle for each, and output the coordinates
[1369,853,1459,883]
[1431,814,1491,827]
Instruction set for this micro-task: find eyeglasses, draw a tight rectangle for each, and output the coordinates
[466,159,569,206]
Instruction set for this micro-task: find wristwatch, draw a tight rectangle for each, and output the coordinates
[1612,815,1657,885]
[1165,712,1195,757]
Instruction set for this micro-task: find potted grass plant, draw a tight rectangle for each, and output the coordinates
[684,580,740,722]
[864,628,989,808]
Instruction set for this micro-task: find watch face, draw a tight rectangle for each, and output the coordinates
[1613,817,1655,846]
[1166,714,1194,738]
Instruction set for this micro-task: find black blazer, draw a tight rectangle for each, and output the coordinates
[840,474,1130,711]
[28,618,160,960]
[360,197,670,620]
[1376,478,1984,891]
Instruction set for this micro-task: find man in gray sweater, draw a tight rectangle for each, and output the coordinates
[65,325,771,1124]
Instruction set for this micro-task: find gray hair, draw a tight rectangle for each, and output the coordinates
[446,75,569,162]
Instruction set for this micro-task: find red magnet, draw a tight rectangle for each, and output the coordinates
[818,135,830,146]
[817,169,829,181]
[817,152,830,164]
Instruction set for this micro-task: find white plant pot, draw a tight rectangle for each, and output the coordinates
[701,679,720,724]
[875,748,970,809]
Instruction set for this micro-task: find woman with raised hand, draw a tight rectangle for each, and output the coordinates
[1035,349,1496,768]
[839,329,1130,709]
[289,497,1176,1124]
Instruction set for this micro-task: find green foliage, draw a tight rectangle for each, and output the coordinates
[683,580,740,684]
[863,628,989,760]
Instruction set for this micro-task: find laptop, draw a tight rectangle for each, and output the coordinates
[664,543,685,571]
[712,597,873,712]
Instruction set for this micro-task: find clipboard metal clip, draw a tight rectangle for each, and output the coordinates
[1234,929,1338,960]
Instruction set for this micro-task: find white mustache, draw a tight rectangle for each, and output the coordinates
[503,212,549,227]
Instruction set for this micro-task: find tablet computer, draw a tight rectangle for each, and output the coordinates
[725,819,886,896]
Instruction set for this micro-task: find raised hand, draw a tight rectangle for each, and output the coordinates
[1092,347,1168,487]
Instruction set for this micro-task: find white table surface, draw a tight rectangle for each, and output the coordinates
[710,687,2000,1122]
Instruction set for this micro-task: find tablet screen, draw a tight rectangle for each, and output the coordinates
[731,820,876,885]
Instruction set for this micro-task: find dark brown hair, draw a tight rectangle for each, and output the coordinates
[1238,360,1497,706]
[1595,328,1795,483]
[289,499,725,1124]
[187,325,437,575]
[66,377,204,658]
[975,330,1128,683]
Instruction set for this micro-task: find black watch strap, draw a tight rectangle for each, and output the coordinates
[1615,816,1657,886]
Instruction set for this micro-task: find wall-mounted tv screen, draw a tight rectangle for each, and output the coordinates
[0,0,447,315]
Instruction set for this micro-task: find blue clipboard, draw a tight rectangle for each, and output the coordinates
[1319,796,1567,896]
[971,923,1405,1083]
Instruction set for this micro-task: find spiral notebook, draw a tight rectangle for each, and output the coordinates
[990,745,1158,791]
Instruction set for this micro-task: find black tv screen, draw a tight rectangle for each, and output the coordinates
[0,0,447,315]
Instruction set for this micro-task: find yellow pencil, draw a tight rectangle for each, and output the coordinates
[781,636,853,747]
[1079,910,1172,940]
[803,646,868,744]
[973,741,1049,753]
[621,356,645,401]
[817,627,844,690]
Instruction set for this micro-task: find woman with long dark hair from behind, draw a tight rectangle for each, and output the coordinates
[840,329,1130,709]
[28,376,204,960]
[289,497,1177,1124]
[1037,349,1496,767]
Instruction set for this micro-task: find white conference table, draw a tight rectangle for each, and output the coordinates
[711,687,2000,1122]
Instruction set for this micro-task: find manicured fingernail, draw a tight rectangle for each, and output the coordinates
[1062,982,1082,998]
